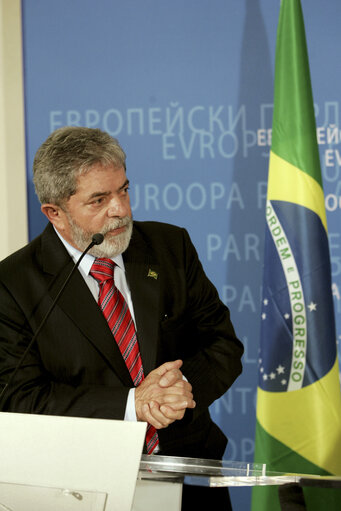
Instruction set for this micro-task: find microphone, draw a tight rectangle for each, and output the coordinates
[0,233,104,407]
[91,233,104,246]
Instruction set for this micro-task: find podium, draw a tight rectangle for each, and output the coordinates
[0,412,146,511]
[0,413,339,511]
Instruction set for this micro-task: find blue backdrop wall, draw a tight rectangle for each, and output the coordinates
[21,1,341,509]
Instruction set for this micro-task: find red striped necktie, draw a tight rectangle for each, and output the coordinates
[90,258,159,454]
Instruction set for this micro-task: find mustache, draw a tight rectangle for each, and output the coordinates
[101,216,132,236]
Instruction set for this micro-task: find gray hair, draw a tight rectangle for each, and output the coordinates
[33,126,126,205]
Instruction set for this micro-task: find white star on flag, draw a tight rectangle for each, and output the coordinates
[277,365,285,374]
[308,302,317,311]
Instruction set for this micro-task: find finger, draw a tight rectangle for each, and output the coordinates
[152,389,196,409]
[169,399,196,410]
[159,368,184,387]
[149,400,174,428]
[173,380,192,392]
[152,384,194,400]
[156,382,194,401]
[154,360,183,378]
[159,404,186,421]
[158,395,196,410]
[141,403,165,429]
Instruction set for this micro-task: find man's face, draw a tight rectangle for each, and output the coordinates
[56,163,133,258]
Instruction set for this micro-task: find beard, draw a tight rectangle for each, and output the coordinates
[66,214,133,258]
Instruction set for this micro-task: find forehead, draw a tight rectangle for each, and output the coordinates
[75,163,127,193]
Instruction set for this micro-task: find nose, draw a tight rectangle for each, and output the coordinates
[107,197,131,218]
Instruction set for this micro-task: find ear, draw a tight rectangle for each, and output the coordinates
[41,203,68,231]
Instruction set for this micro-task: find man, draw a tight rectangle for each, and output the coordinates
[0,127,243,509]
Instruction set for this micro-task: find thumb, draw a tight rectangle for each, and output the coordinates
[158,360,184,387]
[155,359,183,377]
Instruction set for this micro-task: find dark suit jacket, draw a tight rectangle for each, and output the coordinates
[0,221,243,459]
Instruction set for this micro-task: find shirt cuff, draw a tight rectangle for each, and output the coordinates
[124,387,137,421]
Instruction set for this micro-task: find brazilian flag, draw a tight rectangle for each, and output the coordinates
[252,1,341,510]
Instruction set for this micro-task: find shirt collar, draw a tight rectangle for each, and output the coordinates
[54,227,125,276]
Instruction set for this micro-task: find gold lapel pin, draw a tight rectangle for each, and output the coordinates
[147,269,158,280]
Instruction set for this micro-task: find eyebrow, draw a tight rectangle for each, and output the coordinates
[120,179,130,190]
[86,179,130,201]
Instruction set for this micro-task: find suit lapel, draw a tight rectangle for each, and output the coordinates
[41,224,133,386]
[123,229,161,376]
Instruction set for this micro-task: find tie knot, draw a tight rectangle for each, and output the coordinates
[90,258,115,283]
